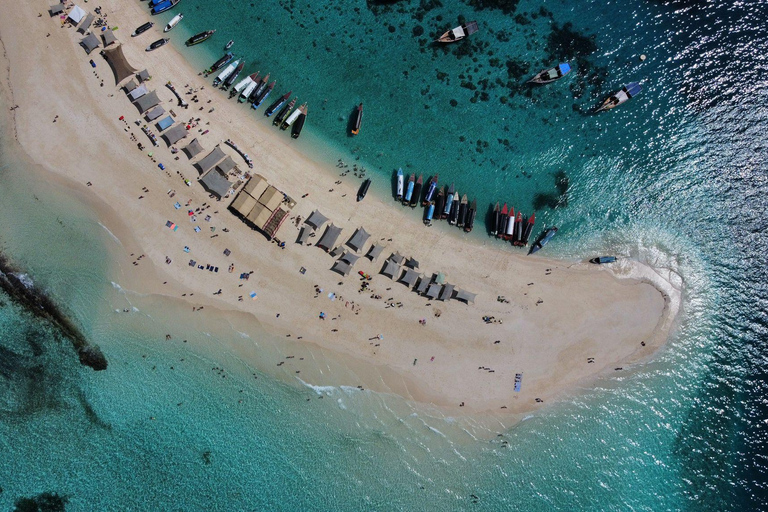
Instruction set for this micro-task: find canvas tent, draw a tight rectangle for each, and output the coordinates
[381,259,400,279]
[137,69,151,82]
[305,210,329,231]
[316,224,342,252]
[331,253,359,276]
[405,257,419,269]
[200,170,231,198]
[426,283,442,300]
[454,289,477,304]
[102,30,117,47]
[216,156,237,174]
[182,138,204,159]
[102,45,138,86]
[156,116,174,131]
[162,124,188,146]
[230,191,257,217]
[68,5,86,24]
[80,34,100,55]
[296,226,312,245]
[244,174,268,198]
[246,203,272,228]
[49,3,65,16]
[389,252,405,265]
[346,227,370,253]
[365,244,384,262]
[258,186,282,211]
[194,146,226,175]
[415,275,430,295]
[398,268,420,288]
[128,83,149,101]
[77,13,94,34]
[439,284,455,301]
[123,79,138,93]
[145,105,165,121]
[133,91,161,113]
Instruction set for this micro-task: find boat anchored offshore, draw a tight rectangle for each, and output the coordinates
[529,227,558,255]
[589,256,616,264]
[357,178,371,202]
[151,0,179,16]
[186,30,215,46]
[395,168,404,201]
[350,103,363,135]
[290,103,308,139]
[132,21,154,37]
[596,82,642,112]
[146,38,170,51]
[265,91,290,116]
[273,97,296,126]
[528,63,571,84]
[225,40,234,50]
[164,13,183,32]
[436,21,478,43]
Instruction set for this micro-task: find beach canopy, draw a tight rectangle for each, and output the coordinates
[405,257,419,269]
[145,105,165,121]
[346,227,370,253]
[194,146,227,175]
[230,190,257,217]
[133,91,160,113]
[128,83,149,101]
[123,79,138,93]
[439,283,455,301]
[68,5,86,23]
[182,138,204,158]
[102,30,117,47]
[317,224,342,251]
[389,251,405,265]
[49,3,65,16]
[244,174,268,199]
[365,244,384,262]
[156,116,174,131]
[216,156,237,175]
[331,260,353,276]
[258,186,282,211]
[381,259,400,279]
[200,170,232,198]
[162,124,188,146]
[415,275,430,294]
[246,203,272,228]
[102,45,139,86]
[426,283,442,300]
[341,252,360,266]
[79,34,100,55]
[305,210,329,231]
[398,268,420,288]
[77,13,94,34]
[455,289,477,304]
[137,69,151,82]
[296,226,312,245]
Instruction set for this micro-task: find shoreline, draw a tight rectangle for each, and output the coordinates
[0,0,680,418]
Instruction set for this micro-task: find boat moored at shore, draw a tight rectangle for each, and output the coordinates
[205,52,233,75]
[529,227,558,255]
[164,13,183,32]
[222,61,244,89]
[422,174,438,206]
[265,91,291,116]
[132,21,154,37]
[396,168,404,201]
[290,103,307,138]
[273,97,296,126]
[590,256,617,264]
[146,38,170,52]
[464,199,477,232]
[410,175,423,208]
[357,178,371,202]
[213,60,239,87]
[151,0,180,16]
[350,103,363,135]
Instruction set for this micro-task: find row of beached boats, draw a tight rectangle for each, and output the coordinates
[203,53,308,139]
[490,203,557,254]
[395,170,477,232]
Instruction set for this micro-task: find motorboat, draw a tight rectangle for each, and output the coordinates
[223,61,244,89]
[404,174,415,205]
[186,30,215,46]
[265,91,291,116]
[529,227,558,255]
[290,103,308,139]
[498,203,508,236]
[252,81,276,109]
[164,13,183,32]
[395,168,404,201]
[435,21,478,43]
[422,174,438,205]
[233,73,257,96]
[151,0,180,16]
[457,194,468,227]
[248,74,270,103]
[212,60,239,87]
[596,82,642,112]
[350,103,363,135]
[225,40,234,50]
[424,201,435,225]
[282,102,305,130]
[528,63,571,84]
[448,192,459,224]
[504,207,515,239]
[442,184,455,218]
[513,211,524,244]
[491,202,500,235]
[434,188,445,219]
[589,256,616,264]
[410,175,423,208]
[132,21,154,37]
[521,213,535,245]
[146,38,170,51]
[357,178,371,202]
[464,199,477,232]
[273,98,296,126]
[206,52,233,75]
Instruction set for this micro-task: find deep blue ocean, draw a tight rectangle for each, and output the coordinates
[2,0,768,509]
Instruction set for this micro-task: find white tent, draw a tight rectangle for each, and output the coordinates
[68,5,86,24]
[128,83,149,101]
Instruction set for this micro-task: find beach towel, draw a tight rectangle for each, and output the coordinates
[194,226,201,233]
[249,292,257,300]
[174,202,181,209]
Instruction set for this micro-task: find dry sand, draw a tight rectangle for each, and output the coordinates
[0,0,681,418]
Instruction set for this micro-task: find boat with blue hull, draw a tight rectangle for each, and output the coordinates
[252,81,276,109]
[151,0,180,16]
[442,183,454,218]
[265,91,291,116]
[528,63,571,84]
[596,82,642,112]
[590,256,616,264]
[403,174,415,205]
[422,174,438,206]
[529,227,558,255]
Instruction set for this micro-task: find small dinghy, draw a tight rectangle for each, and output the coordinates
[596,82,642,112]
[528,63,571,84]
[225,40,234,50]
[589,256,616,264]
[435,21,478,43]
[529,227,558,255]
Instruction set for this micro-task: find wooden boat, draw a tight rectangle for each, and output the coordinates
[273,98,296,126]
[225,40,234,50]
[290,103,307,139]
[435,21,478,43]
[590,256,616,264]
[212,60,238,87]
[410,175,423,208]
[504,207,515,239]
[132,21,154,37]
[521,213,535,245]
[529,227,558,255]
[222,61,244,89]
[512,211,524,245]
[464,199,477,232]
[403,173,415,205]
[497,203,508,236]
[442,183,455,219]
[205,52,233,75]
[252,81,276,109]
[424,201,435,225]
[265,91,291,116]
[422,174,438,206]
[351,103,363,135]
[186,30,215,46]
[434,188,445,221]
[234,72,257,96]
[528,63,571,84]
[248,74,270,103]
[239,73,260,103]
[151,0,180,16]
[490,202,500,235]
[146,38,170,52]
[282,102,305,130]
[357,178,371,202]
[396,168,404,201]
[448,192,459,224]
[457,194,469,227]
[164,13,183,32]
[596,82,642,112]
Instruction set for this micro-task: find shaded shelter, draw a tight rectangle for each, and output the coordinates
[455,289,477,304]
[215,156,237,175]
[102,30,117,47]
[243,174,268,199]
[398,268,420,288]
[182,138,204,159]
[68,5,86,24]
[123,79,138,93]
[133,91,160,113]
[346,227,370,253]
[296,226,312,245]
[77,13,94,34]
[380,259,400,279]
[331,260,353,276]
[102,45,139,86]
[405,257,419,269]
[137,69,151,82]
[435,272,446,285]
[439,284,455,301]
[230,191,257,217]
[162,124,188,146]
[341,253,360,266]
[156,116,174,131]
[200,170,232,198]
[389,252,405,265]
[145,105,165,121]
[194,146,227,175]
[258,186,282,211]
[79,34,100,54]
[305,210,329,231]
[316,224,342,252]
[49,3,65,16]
[246,203,272,227]
[426,283,442,300]
[128,83,148,101]
[365,244,384,262]
[415,275,430,295]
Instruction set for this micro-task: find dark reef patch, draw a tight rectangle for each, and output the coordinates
[13,492,68,512]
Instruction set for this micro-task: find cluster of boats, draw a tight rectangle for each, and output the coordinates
[395,170,477,232]
[134,4,217,52]
[204,53,308,139]
[490,204,557,254]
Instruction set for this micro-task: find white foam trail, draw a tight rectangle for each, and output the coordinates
[98,222,122,246]
[12,273,33,289]
[111,281,123,292]
[297,377,336,395]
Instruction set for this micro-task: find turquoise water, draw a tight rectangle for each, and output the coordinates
[2,0,768,509]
